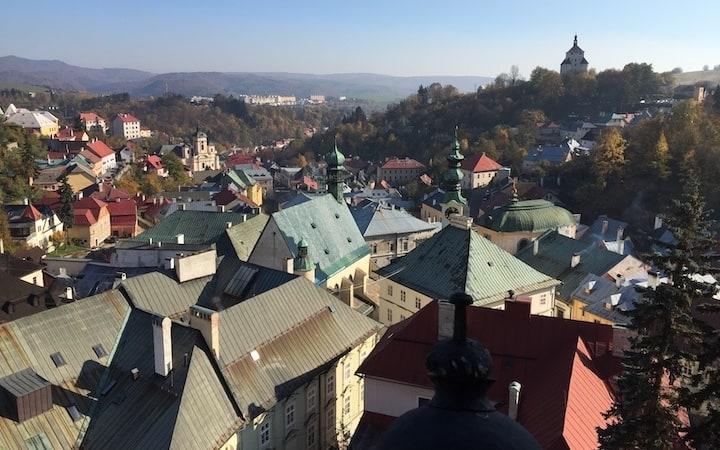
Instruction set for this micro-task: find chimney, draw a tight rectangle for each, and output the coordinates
[648,270,659,289]
[601,219,609,235]
[148,237,153,245]
[654,215,663,230]
[615,274,624,288]
[437,300,456,340]
[30,296,41,307]
[116,272,127,281]
[152,316,173,377]
[242,214,247,222]
[23,198,29,206]
[189,305,220,360]
[65,286,73,300]
[218,205,226,212]
[585,280,596,294]
[58,267,67,277]
[176,234,185,245]
[165,257,175,270]
[285,257,294,274]
[571,252,581,268]
[532,239,539,256]
[179,203,186,211]
[508,381,522,421]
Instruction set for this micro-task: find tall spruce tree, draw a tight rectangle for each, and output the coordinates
[57,174,74,229]
[598,170,711,449]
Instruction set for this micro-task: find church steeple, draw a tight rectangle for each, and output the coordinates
[325,138,346,203]
[441,127,466,205]
[573,34,578,47]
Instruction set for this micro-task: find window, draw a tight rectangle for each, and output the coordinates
[343,392,352,416]
[415,298,422,309]
[359,379,364,403]
[402,239,409,252]
[306,384,317,413]
[92,344,107,358]
[306,420,316,447]
[327,372,335,397]
[387,285,393,296]
[400,314,406,320]
[286,402,295,428]
[326,407,335,429]
[50,352,66,368]
[344,360,353,383]
[389,242,395,252]
[260,422,271,446]
[539,294,547,305]
[400,291,406,302]
[387,308,393,322]
[360,348,368,362]
[372,243,378,254]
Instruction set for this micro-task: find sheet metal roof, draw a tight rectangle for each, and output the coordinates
[81,310,242,450]
[377,225,559,306]
[516,231,628,300]
[226,213,269,261]
[350,202,438,237]
[217,277,381,415]
[120,210,253,249]
[357,301,616,450]
[0,291,129,450]
[120,271,214,318]
[270,194,370,282]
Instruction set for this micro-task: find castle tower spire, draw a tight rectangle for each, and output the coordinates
[574,34,578,46]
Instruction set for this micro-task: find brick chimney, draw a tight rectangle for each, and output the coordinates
[571,252,581,268]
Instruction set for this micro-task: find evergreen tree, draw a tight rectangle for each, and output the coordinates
[598,171,710,450]
[57,174,74,229]
[651,131,671,179]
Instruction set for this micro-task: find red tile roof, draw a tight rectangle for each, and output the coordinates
[381,157,426,170]
[57,127,87,141]
[21,204,43,222]
[116,113,139,123]
[86,140,115,159]
[461,152,503,172]
[146,155,163,170]
[79,112,105,123]
[91,187,130,202]
[212,189,238,206]
[38,191,60,211]
[358,301,616,450]
[106,198,137,217]
[46,151,70,161]
[74,209,96,226]
[79,149,101,164]
[225,153,256,167]
[235,193,259,208]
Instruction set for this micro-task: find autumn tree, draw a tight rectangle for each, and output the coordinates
[651,130,671,179]
[592,128,626,187]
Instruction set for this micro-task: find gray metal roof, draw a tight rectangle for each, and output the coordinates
[120,271,214,318]
[81,310,242,450]
[226,213,269,261]
[350,202,439,237]
[217,277,382,415]
[0,291,129,450]
[0,368,50,397]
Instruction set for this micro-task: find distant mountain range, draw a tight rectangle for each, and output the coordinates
[0,56,492,101]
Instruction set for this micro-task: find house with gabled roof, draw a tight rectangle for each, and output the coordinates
[79,111,107,133]
[460,152,504,189]
[353,298,618,450]
[69,197,111,247]
[375,219,560,325]
[2,201,63,251]
[377,157,426,186]
[517,230,648,319]
[349,200,440,268]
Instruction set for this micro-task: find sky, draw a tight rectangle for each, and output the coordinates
[2,0,719,78]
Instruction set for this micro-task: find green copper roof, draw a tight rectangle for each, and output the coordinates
[325,141,346,167]
[377,225,558,306]
[224,169,256,190]
[483,199,575,233]
[271,194,370,283]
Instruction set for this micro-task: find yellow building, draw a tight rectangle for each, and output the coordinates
[3,105,59,137]
[68,197,111,247]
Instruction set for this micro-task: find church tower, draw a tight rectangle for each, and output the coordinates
[560,35,589,75]
[325,140,346,203]
[439,128,468,222]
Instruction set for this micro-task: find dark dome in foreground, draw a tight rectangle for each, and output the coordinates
[377,293,540,450]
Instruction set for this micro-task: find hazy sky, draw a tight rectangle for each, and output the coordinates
[2,0,718,77]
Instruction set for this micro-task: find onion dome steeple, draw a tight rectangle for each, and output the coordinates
[441,127,466,205]
[378,292,541,450]
[293,238,316,282]
[325,139,346,203]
